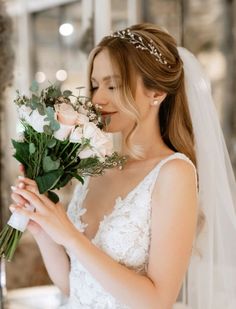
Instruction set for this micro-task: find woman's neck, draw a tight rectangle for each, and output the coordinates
[121,119,172,161]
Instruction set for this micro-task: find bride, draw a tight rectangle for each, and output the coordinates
[10,23,236,309]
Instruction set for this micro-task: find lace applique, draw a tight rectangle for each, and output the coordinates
[63,152,197,308]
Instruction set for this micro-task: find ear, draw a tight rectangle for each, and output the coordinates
[152,90,167,104]
[145,88,167,104]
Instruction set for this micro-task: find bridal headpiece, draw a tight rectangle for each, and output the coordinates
[110,29,171,68]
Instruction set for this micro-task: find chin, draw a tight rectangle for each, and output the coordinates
[103,126,122,133]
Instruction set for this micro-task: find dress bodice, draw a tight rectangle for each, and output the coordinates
[60,152,197,309]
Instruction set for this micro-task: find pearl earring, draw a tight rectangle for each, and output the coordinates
[152,100,159,106]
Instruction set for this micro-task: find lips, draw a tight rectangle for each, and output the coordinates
[101,112,117,116]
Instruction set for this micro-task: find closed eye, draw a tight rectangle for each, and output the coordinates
[90,86,98,92]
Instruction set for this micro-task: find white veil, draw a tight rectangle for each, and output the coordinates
[177,47,236,309]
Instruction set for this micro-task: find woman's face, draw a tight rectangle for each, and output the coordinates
[90,49,155,133]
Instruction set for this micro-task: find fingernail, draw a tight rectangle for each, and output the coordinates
[18,176,25,180]
[18,182,24,189]
[11,186,17,191]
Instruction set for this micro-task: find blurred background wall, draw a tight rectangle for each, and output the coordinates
[1,0,236,294]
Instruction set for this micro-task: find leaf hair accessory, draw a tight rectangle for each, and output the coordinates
[110,29,171,68]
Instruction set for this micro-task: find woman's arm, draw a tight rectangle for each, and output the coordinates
[12,158,197,309]
[11,180,70,296]
[34,231,70,296]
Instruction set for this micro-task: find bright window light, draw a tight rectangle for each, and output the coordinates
[59,23,74,36]
[56,70,67,81]
[35,71,46,83]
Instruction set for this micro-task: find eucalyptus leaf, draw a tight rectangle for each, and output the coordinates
[28,98,37,110]
[63,90,72,97]
[35,168,64,193]
[45,106,55,120]
[32,94,40,105]
[43,156,60,172]
[43,125,53,135]
[29,143,36,154]
[37,104,45,115]
[30,80,39,93]
[47,139,57,148]
[50,120,60,131]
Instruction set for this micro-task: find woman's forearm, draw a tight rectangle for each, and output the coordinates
[35,232,70,296]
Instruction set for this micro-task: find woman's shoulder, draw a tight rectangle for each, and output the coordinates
[155,152,198,192]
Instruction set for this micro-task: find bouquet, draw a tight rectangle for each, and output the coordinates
[0,81,126,261]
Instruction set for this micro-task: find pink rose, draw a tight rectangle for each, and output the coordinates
[53,103,80,141]
[82,122,114,159]
[55,103,79,125]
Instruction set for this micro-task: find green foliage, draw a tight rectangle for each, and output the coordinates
[29,143,36,154]
[45,106,60,132]
[63,90,72,97]
[30,80,39,93]
[47,191,59,203]
[47,138,57,148]
[43,156,60,173]
[12,140,30,167]
[35,168,64,194]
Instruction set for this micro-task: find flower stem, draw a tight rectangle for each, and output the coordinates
[0,225,23,261]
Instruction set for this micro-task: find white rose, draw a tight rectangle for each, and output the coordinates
[83,122,113,158]
[70,126,83,143]
[17,105,32,122]
[53,123,74,141]
[28,109,49,133]
[78,105,89,116]
[79,147,96,159]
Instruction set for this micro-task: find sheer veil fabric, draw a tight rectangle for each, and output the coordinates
[177,47,236,309]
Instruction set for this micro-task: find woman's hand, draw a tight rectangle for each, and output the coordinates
[10,165,44,236]
[10,177,78,248]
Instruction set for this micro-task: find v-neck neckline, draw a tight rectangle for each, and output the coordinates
[78,152,182,242]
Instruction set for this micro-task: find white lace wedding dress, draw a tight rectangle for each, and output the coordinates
[60,152,196,309]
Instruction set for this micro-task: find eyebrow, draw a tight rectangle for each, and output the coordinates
[91,75,121,82]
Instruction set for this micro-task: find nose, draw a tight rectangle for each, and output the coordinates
[92,87,109,107]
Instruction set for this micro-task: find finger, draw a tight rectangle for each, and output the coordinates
[9,203,18,213]
[16,176,36,186]
[20,184,39,195]
[22,184,54,206]
[18,182,25,189]
[11,187,46,212]
[9,202,30,212]
[11,192,28,205]
[13,205,38,222]
[19,164,25,175]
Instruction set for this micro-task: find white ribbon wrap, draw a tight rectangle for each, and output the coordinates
[7,204,34,232]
